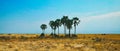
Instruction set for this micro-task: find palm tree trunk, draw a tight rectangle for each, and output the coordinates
[42,30,44,33]
[64,24,66,35]
[69,29,70,37]
[55,29,56,34]
[74,25,76,35]
[58,27,59,35]
[43,30,45,34]
[54,29,55,34]
[51,29,53,33]
[55,29,56,37]
[53,29,55,37]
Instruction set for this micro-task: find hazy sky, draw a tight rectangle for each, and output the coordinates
[0,0,120,34]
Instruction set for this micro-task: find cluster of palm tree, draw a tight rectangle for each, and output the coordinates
[40,16,80,38]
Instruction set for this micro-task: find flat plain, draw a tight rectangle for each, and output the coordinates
[0,34,120,51]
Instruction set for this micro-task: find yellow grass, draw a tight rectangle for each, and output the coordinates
[0,34,120,51]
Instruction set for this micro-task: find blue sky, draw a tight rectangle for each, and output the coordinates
[0,0,120,34]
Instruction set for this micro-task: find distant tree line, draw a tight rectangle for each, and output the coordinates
[40,16,80,38]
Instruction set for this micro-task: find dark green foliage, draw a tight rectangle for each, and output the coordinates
[49,21,54,33]
[40,24,47,34]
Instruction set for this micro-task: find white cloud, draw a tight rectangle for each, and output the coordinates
[81,11,120,22]
[77,11,120,33]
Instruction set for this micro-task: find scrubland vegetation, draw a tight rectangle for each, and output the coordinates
[0,34,120,51]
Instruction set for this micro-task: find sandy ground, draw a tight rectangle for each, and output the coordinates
[0,34,120,51]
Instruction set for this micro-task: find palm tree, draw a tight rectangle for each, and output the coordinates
[52,21,57,35]
[40,24,47,34]
[55,19,61,35]
[66,19,73,37]
[61,16,68,35]
[49,20,58,37]
[49,21,54,34]
[72,17,80,35]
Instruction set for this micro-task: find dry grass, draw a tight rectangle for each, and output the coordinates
[0,34,120,51]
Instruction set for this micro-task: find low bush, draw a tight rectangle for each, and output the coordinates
[39,33,45,38]
[0,36,10,41]
[20,36,28,40]
[92,37,102,42]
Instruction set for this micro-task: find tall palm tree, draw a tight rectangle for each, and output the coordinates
[49,21,57,37]
[52,21,57,35]
[40,24,47,34]
[61,16,68,35]
[66,19,73,37]
[55,19,61,35]
[72,17,80,35]
[49,21,54,34]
